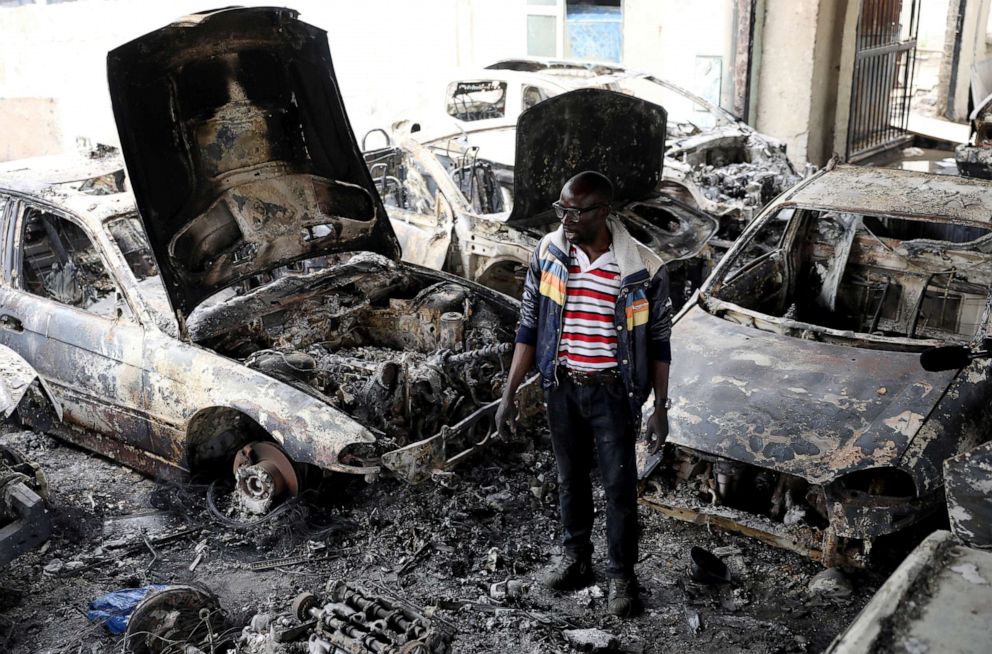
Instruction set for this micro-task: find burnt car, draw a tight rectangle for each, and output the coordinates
[425,58,800,236]
[364,89,719,302]
[0,8,537,513]
[641,163,992,567]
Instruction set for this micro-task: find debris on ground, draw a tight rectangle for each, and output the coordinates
[0,425,883,653]
[808,568,853,599]
[563,627,619,652]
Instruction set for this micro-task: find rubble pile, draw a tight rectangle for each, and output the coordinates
[0,426,880,653]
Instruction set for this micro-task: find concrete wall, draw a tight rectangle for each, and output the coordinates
[0,0,744,162]
[940,0,992,121]
[0,97,61,160]
[0,0,534,160]
[622,0,737,111]
[752,0,819,164]
[750,0,855,166]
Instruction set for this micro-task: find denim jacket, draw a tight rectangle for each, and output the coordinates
[514,217,673,419]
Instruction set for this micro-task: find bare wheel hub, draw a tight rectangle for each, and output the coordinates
[233,441,300,514]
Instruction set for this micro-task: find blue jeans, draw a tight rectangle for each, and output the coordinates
[546,376,639,579]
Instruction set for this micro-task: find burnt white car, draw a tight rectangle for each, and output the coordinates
[0,8,537,512]
[643,163,992,567]
[365,89,718,301]
[427,58,801,233]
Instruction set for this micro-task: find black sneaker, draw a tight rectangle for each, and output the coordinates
[607,577,642,617]
[541,554,594,591]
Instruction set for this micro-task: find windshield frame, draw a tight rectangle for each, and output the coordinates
[700,199,992,350]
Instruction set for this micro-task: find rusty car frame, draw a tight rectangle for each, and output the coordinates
[0,8,542,514]
[640,162,992,567]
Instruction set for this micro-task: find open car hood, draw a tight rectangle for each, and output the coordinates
[668,307,958,486]
[107,7,400,319]
[507,88,667,225]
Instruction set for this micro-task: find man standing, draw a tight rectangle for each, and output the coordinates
[495,170,672,618]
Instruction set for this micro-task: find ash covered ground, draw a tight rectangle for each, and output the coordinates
[0,425,894,653]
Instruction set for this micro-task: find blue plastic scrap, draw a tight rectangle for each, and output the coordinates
[87,585,168,634]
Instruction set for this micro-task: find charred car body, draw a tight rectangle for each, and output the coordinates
[364,89,718,302]
[0,8,536,511]
[642,163,992,566]
[428,58,800,236]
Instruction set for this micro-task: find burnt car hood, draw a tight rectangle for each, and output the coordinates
[507,88,666,225]
[668,307,959,485]
[107,7,400,319]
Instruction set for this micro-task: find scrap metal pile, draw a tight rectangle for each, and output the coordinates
[0,443,50,566]
[239,581,454,654]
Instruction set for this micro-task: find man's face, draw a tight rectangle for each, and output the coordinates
[557,186,608,246]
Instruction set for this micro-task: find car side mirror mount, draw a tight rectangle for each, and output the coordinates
[919,345,989,371]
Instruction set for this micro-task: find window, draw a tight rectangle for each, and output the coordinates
[445,81,508,122]
[364,149,438,217]
[0,196,10,285]
[724,207,794,278]
[21,209,120,318]
[521,85,548,111]
[527,15,558,57]
[108,215,174,331]
[527,0,563,58]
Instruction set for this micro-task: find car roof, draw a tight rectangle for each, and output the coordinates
[0,152,135,224]
[487,57,627,78]
[785,164,992,226]
[449,67,574,91]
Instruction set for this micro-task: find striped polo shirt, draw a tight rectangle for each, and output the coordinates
[557,245,621,371]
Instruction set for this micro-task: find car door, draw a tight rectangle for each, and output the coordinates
[0,197,152,451]
[364,147,453,270]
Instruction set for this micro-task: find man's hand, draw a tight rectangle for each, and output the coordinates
[644,406,669,455]
[494,396,517,440]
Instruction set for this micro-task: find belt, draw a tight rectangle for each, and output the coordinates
[561,366,621,386]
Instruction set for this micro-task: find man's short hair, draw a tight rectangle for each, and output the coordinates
[564,170,614,203]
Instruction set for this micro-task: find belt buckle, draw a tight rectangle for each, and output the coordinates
[566,368,615,386]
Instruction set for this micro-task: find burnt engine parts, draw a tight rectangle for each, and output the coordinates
[239,580,453,653]
[0,443,51,566]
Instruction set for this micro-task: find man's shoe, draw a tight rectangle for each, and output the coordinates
[607,577,642,617]
[541,554,594,591]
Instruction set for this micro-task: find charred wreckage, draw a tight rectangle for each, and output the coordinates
[0,8,542,524]
[363,88,719,304]
[0,3,990,594]
[641,163,992,567]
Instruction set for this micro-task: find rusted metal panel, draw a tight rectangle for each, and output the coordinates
[639,493,866,568]
[0,343,60,419]
[827,531,992,653]
[508,89,667,224]
[666,306,955,487]
[787,165,992,226]
[108,7,401,319]
[945,439,992,548]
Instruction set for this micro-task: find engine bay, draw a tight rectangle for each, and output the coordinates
[188,254,516,453]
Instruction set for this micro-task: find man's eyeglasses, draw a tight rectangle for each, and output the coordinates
[552,201,609,222]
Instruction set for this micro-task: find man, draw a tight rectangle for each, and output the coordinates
[495,170,672,618]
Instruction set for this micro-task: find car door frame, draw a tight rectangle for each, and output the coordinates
[0,193,156,453]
